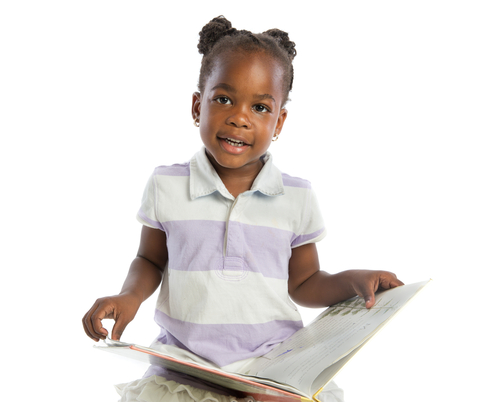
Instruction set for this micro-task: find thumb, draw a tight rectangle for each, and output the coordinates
[360,289,376,309]
[364,294,375,308]
[111,313,130,341]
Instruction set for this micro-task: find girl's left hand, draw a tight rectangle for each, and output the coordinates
[346,270,404,308]
[288,243,404,309]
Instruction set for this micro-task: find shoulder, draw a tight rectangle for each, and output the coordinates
[281,172,312,190]
[152,162,190,177]
[261,152,312,192]
[145,162,191,197]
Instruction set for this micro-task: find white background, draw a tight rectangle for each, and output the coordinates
[1,1,499,401]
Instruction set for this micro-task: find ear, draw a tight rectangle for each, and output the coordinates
[192,92,201,120]
[274,108,288,136]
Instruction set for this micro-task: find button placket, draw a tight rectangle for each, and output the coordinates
[219,195,248,281]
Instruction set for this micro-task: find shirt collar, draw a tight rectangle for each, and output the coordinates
[189,147,284,200]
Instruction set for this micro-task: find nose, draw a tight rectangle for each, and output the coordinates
[226,105,251,129]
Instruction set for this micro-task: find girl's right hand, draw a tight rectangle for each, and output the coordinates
[82,292,142,342]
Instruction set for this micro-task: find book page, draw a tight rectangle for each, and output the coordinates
[97,341,308,401]
[97,281,429,398]
[311,343,364,393]
[239,281,429,396]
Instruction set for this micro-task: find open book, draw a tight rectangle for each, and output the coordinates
[96,280,430,402]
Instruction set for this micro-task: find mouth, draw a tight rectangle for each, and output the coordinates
[223,137,247,148]
[217,135,250,155]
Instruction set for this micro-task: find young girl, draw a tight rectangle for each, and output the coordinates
[82,16,403,402]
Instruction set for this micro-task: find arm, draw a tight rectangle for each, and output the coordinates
[288,243,403,308]
[82,225,168,341]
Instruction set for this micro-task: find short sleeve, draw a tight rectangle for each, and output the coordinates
[136,170,164,230]
[290,187,326,248]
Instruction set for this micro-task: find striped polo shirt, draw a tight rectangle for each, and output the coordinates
[137,148,326,367]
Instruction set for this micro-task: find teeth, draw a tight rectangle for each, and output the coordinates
[225,138,245,147]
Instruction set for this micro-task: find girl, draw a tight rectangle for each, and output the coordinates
[83,16,403,402]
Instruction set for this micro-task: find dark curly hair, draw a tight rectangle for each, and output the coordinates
[197,16,297,106]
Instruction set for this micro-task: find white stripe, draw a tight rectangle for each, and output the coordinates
[156,175,230,221]
[156,270,301,325]
[235,186,323,233]
[144,175,323,235]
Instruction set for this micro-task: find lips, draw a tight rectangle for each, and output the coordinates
[218,134,250,146]
[217,135,250,154]
[223,137,246,147]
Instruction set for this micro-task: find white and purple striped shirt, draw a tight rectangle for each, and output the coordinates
[137,148,326,367]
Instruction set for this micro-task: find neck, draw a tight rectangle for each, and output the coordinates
[206,152,264,197]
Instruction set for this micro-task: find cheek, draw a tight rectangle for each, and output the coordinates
[265,116,280,132]
[198,98,213,120]
[199,105,209,123]
[200,105,221,126]
[198,110,213,130]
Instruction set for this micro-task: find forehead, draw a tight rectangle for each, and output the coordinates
[205,51,285,101]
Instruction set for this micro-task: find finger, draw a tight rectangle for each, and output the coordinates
[355,284,376,309]
[390,278,404,288]
[90,303,115,340]
[379,273,405,289]
[111,312,131,341]
[83,302,104,341]
[364,290,376,308]
[82,312,100,342]
[390,278,405,287]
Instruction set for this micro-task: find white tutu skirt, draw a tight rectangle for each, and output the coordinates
[115,375,344,402]
[115,375,251,402]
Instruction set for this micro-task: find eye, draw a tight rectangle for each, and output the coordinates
[254,104,270,113]
[215,96,232,105]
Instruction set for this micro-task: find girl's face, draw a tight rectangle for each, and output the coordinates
[192,51,287,177]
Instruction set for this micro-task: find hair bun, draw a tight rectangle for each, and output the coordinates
[198,16,236,56]
[263,29,297,60]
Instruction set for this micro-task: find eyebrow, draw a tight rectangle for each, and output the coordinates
[254,93,276,104]
[210,83,276,105]
[211,83,234,92]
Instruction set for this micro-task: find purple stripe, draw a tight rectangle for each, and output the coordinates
[155,163,190,177]
[281,173,311,189]
[164,220,293,280]
[225,221,292,279]
[291,227,326,248]
[163,219,226,270]
[154,309,302,367]
[137,209,164,230]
